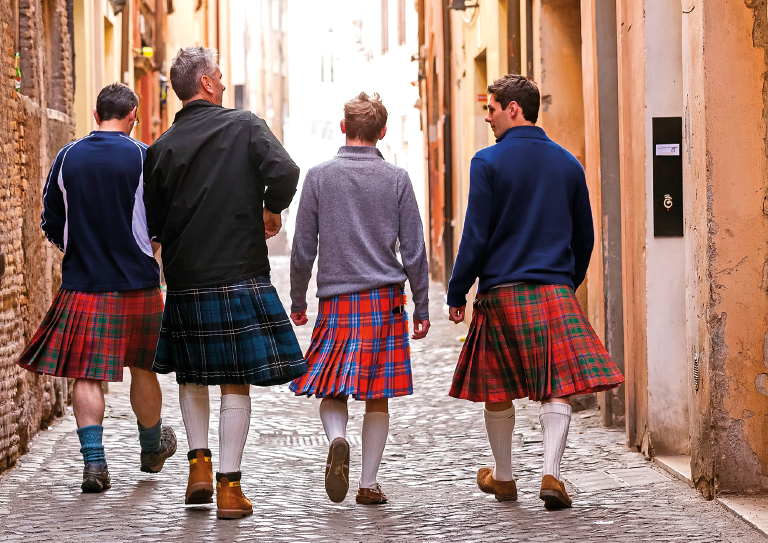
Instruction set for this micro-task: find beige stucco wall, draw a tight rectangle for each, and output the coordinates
[684,0,768,497]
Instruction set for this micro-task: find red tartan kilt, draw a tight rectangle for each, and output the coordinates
[290,285,412,400]
[450,283,624,402]
[17,287,163,382]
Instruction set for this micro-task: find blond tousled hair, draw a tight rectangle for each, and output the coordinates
[343,92,388,143]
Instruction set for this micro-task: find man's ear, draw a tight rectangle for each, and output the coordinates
[93,108,100,126]
[201,75,213,94]
[340,119,347,134]
[507,101,518,119]
[378,126,387,141]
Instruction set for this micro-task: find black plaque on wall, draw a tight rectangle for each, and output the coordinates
[652,117,684,237]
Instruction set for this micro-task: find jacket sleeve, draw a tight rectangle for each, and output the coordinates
[40,146,68,252]
[289,170,319,313]
[446,156,493,308]
[570,167,594,291]
[142,145,164,242]
[249,115,300,214]
[397,171,430,321]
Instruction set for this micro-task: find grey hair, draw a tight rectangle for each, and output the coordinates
[170,46,219,101]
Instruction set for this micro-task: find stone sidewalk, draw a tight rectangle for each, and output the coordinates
[0,256,764,542]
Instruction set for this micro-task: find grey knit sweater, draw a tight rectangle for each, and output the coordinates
[290,146,430,320]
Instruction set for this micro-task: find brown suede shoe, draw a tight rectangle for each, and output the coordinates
[539,474,572,509]
[216,472,253,519]
[477,467,517,502]
[325,437,350,503]
[185,449,214,504]
[356,483,388,505]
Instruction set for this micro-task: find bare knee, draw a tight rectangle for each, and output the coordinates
[485,400,514,411]
[541,397,571,406]
[221,384,250,396]
[365,398,388,413]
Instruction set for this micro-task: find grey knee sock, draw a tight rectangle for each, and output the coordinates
[219,394,251,473]
[179,384,210,451]
[539,402,572,480]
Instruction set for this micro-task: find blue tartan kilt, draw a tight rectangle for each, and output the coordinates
[152,276,308,386]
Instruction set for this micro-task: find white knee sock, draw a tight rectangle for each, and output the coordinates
[359,412,389,489]
[179,384,210,450]
[319,397,348,442]
[484,406,515,481]
[540,402,572,480]
[219,394,252,473]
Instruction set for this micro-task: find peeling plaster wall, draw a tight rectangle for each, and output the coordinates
[684,0,768,497]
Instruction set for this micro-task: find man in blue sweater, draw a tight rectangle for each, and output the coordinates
[447,75,623,509]
[17,84,176,492]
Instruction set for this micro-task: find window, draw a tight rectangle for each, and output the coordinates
[381,0,389,55]
[397,0,406,46]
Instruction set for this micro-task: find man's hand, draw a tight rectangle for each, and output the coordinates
[449,305,466,324]
[412,319,430,340]
[264,208,282,239]
[291,308,308,326]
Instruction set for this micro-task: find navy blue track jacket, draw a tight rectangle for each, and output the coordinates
[41,131,160,292]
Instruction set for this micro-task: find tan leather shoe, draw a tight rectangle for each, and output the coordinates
[325,437,350,503]
[477,467,517,501]
[539,474,572,508]
[185,449,214,504]
[216,471,253,519]
[356,483,388,504]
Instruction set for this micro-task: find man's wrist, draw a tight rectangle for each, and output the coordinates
[446,291,467,308]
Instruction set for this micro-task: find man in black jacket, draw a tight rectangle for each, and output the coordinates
[143,46,307,519]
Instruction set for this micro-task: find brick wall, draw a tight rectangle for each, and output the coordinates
[0,0,75,472]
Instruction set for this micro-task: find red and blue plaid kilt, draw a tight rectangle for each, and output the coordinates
[17,287,163,382]
[290,284,412,400]
[450,283,624,402]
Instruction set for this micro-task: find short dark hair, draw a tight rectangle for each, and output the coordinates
[96,83,138,121]
[343,92,388,143]
[487,74,540,124]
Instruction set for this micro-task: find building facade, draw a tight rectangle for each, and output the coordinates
[419,0,768,499]
[1,0,76,472]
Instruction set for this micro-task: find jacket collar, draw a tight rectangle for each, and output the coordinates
[496,125,550,143]
[336,145,384,160]
[173,99,220,123]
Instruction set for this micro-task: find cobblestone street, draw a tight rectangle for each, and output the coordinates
[0,256,762,542]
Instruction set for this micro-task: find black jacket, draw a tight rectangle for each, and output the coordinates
[143,100,300,289]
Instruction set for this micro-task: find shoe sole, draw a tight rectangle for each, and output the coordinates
[325,439,349,503]
[217,508,254,519]
[185,482,214,504]
[355,495,388,505]
[81,478,111,493]
[539,489,572,509]
[494,494,517,502]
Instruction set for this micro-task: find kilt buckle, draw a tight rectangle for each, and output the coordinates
[392,304,405,314]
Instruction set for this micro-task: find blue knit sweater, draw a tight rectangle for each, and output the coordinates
[446,126,594,308]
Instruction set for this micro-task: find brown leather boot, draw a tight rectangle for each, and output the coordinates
[185,449,214,504]
[477,467,517,501]
[216,471,253,519]
[539,474,572,508]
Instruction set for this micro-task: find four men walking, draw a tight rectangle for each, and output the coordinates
[16,46,623,515]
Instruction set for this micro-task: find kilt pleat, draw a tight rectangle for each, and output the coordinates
[290,284,412,400]
[450,283,624,402]
[153,276,307,386]
[17,287,163,381]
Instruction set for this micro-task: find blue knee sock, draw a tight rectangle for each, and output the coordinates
[77,425,106,465]
[138,419,162,454]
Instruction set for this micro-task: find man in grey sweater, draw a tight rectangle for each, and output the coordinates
[289,92,429,505]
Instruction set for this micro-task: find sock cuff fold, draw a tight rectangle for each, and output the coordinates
[484,406,515,420]
[220,394,252,411]
[539,402,572,417]
[179,383,209,399]
[363,411,390,421]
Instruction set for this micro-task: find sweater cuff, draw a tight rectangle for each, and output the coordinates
[290,301,308,314]
[446,291,467,308]
[413,303,429,321]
